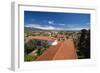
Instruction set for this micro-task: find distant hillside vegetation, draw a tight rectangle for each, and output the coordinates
[24,27,43,33]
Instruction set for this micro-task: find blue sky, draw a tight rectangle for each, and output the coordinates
[24,11,90,30]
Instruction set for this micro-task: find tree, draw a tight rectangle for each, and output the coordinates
[78,29,90,58]
[24,40,36,54]
[36,46,42,56]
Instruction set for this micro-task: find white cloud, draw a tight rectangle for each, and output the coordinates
[25,24,41,28]
[25,24,55,30]
[43,26,55,30]
[48,20,54,24]
[67,27,89,30]
[25,24,89,31]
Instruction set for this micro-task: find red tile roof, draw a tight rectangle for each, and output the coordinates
[28,36,56,41]
[36,39,78,61]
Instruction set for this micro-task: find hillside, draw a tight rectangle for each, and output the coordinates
[24,27,44,33]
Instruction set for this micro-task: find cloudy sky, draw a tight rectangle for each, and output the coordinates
[24,11,90,30]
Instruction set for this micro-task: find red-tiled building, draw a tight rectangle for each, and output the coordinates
[36,40,78,61]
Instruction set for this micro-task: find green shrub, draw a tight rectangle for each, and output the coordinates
[24,55,37,61]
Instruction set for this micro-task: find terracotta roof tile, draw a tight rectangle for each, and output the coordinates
[28,36,56,41]
[36,39,78,61]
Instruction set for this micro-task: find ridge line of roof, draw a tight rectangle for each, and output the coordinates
[52,41,64,60]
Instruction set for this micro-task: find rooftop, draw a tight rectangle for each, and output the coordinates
[36,39,78,61]
[28,36,56,41]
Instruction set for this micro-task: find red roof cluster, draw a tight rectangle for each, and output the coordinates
[28,36,56,41]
